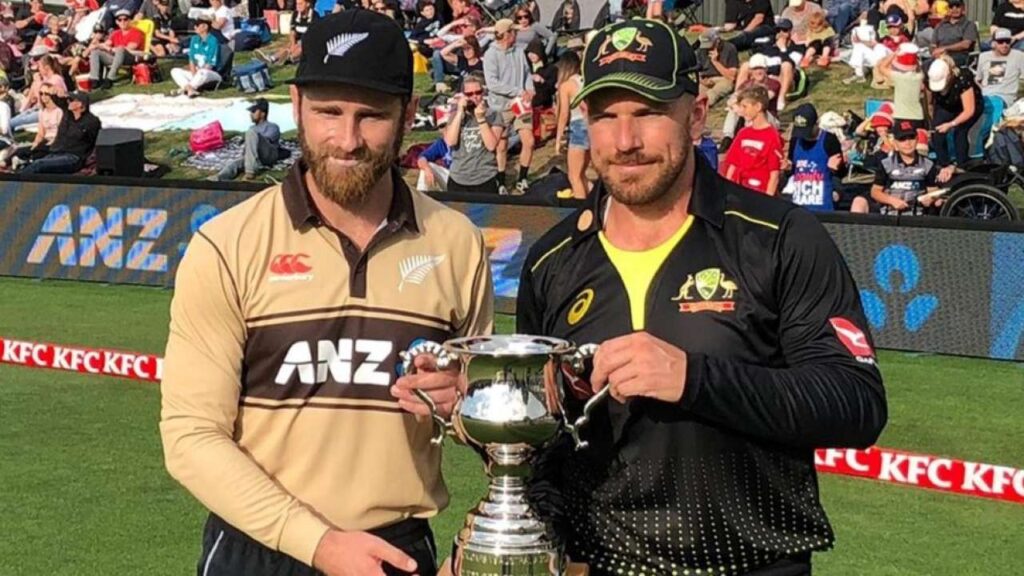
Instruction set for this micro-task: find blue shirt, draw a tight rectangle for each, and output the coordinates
[189,34,220,69]
[419,138,451,168]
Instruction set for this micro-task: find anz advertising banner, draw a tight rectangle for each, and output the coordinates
[1,180,1022,362]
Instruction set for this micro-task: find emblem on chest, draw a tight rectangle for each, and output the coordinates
[671,267,737,313]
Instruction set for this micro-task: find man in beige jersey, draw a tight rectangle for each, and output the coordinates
[160,10,493,576]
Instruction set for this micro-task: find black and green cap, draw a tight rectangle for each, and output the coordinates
[572,18,699,108]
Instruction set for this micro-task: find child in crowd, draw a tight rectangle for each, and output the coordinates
[802,11,835,68]
[722,85,783,196]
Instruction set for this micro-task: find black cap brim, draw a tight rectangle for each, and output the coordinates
[286,74,412,96]
[571,72,694,109]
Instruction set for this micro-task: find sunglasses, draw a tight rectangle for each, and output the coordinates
[463,90,483,96]
[995,39,1011,44]
[516,14,529,20]
[116,16,130,21]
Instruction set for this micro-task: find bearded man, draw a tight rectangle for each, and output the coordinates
[518,18,887,576]
[160,10,493,576]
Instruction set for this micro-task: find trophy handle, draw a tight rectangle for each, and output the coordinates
[564,343,609,450]
[399,340,457,446]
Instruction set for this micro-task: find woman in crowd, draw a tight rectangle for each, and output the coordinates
[444,72,506,194]
[435,34,483,93]
[554,51,589,199]
[509,6,555,55]
[926,55,983,167]
[3,84,62,170]
[11,54,67,131]
[526,38,557,109]
[169,15,221,98]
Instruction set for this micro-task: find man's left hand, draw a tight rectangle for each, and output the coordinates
[827,153,843,171]
[391,355,462,418]
[937,164,956,183]
[590,332,688,404]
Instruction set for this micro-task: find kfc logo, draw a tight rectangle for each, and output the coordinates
[829,317,874,359]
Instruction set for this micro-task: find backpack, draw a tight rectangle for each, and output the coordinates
[189,121,225,153]
[232,30,262,52]
[985,127,1024,166]
[232,60,272,93]
[240,18,272,44]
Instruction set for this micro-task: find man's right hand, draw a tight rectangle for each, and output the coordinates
[890,198,910,212]
[313,530,417,576]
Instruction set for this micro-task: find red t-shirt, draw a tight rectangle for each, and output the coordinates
[67,0,99,11]
[723,124,783,194]
[882,31,911,52]
[111,27,145,49]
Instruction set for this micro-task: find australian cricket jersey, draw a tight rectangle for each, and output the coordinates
[160,163,493,567]
[518,153,887,576]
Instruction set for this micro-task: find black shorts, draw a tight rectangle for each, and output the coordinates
[196,514,438,576]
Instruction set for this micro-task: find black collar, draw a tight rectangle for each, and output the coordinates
[571,149,726,243]
[281,162,419,234]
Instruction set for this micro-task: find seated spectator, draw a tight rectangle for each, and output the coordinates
[20,91,100,174]
[416,136,451,192]
[484,18,536,194]
[781,0,825,47]
[697,30,739,108]
[66,25,106,77]
[12,54,67,131]
[732,23,796,112]
[802,10,836,68]
[88,10,145,90]
[444,73,506,194]
[0,77,14,149]
[870,119,953,215]
[724,0,775,52]
[169,14,220,97]
[256,0,315,65]
[148,0,181,57]
[15,0,47,43]
[844,19,889,84]
[0,7,22,54]
[720,53,780,152]
[922,0,977,67]
[67,0,99,31]
[207,0,237,46]
[824,0,871,42]
[976,28,1024,105]
[554,51,589,199]
[526,39,557,109]
[213,99,287,181]
[722,85,783,195]
[432,34,483,94]
[550,0,580,33]
[429,14,482,94]
[926,56,982,167]
[409,0,441,51]
[4,84,62,170]
[31,14,71,56]
[781,103,858,212]
[990,0,1024,51]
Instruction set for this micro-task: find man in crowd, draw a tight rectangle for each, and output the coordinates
[161,11,493,576]
[923,0,978,67]
[520,17,886,575]
[823,0,871,41]
[89,9,145,90]
[976,28,1024,105]
[723,0,775,52]
[696,30,739,108]
[21,92,100,174]
[212,98,288,182]
[483,18,534,194]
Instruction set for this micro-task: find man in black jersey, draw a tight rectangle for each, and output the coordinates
[519,18,887,576]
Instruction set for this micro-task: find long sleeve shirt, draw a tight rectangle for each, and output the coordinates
[483,42,534,112]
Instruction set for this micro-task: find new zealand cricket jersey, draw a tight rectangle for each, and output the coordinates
[160,164,493,567]
[518,154,887,576]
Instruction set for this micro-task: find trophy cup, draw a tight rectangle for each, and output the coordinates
[400,335,609,576]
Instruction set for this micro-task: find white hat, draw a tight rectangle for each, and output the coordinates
[749,53,769,69]
[928,58,950,92]
[788,0,804,6]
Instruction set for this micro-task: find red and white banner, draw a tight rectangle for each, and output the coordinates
[814,447,1024,505]
[2,336,1021,505]
[0,337,162,382]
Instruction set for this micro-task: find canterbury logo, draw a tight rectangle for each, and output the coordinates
[269,253,312,279]
[398,254,445,291]
[323,33,369,63]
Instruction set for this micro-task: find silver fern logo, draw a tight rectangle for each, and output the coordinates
[323,33,369,63]
[399,255,446,291]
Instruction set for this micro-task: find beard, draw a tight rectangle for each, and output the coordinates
[594,145,687,207]
[298,119,402,209]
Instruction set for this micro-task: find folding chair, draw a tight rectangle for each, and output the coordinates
[672,0,704,29]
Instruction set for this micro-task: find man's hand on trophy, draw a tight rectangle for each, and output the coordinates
[313,530,418,576]
[392,354,463,418]
[590,332,688,404]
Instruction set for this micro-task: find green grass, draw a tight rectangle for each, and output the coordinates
[0,277,1021,574]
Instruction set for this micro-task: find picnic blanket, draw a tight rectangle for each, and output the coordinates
[163,99,298,133]
[182,134,302,173]
[89,94,245,132]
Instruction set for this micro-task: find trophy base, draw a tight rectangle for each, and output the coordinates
[452,546,562,576]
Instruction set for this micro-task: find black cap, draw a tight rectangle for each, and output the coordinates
[776,18,793,32]
[947,0,963,5]
[893,119,917,140]
[572,18,699,108]
[68,91,89,107]
[289,10,413,97]
[791,103,818,141]
[248,98,269,113]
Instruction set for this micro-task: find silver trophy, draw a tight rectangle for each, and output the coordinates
[401,334,609,576]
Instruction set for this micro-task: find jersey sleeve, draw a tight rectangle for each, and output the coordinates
[160,232,330,567]
[456,228,495,337]
[679,209,887,449]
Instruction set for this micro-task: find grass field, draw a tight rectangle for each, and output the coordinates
[0,277,1022,575]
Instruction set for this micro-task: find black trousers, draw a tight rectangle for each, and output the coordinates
[931,105,983,167]
[196,514,438,576]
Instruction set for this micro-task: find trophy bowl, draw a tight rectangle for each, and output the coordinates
[401,335,608,576]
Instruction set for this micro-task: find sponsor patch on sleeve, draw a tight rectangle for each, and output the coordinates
[829,317,875,362]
